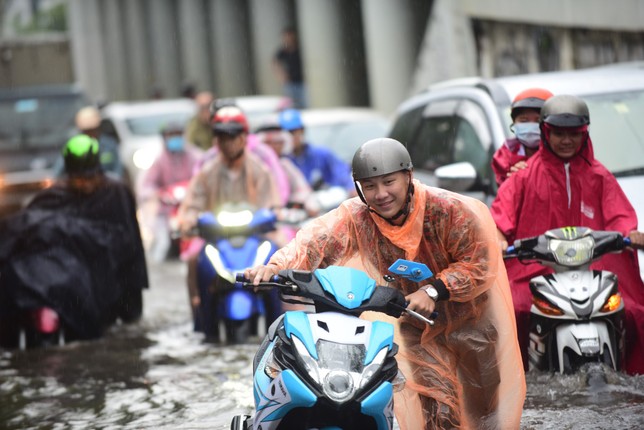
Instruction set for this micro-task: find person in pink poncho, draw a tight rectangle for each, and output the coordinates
[491,94,644,375]
[491,87,553,186]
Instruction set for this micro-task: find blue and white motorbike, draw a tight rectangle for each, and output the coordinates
[232,259,435,430]
[505,227,629,373]
[195,204,282,344]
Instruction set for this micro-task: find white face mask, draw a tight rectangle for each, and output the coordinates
[513,122,541,148]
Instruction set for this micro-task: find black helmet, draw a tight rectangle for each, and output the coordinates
[352,138,413,181]
[63,134,101,176]
[540,95,590,127]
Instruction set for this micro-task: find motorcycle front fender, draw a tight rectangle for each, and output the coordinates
[555,321,614,370]
[222,289,257,321]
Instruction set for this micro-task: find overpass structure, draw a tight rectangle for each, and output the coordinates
[65,0,644,115]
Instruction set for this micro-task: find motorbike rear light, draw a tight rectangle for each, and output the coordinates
[600,293,622,313]
[31,308,60,334]
[532,296,564,316]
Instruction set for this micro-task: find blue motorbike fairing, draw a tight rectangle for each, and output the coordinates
[284,311,318,359]
[314,266,376,309]
[216,237,263,269]
[250,208,278,231]
[360,382,394,429]
[364,321,394,365]
[253,339,276,408]
[256,369,317,423]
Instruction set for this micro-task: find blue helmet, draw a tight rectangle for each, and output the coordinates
[278,108,304,131]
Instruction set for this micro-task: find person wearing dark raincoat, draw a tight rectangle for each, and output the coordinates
[246,138,526,429]
[0,135,148,342]
[491,94,644,375]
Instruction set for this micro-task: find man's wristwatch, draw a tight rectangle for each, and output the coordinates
[423,285,439,302]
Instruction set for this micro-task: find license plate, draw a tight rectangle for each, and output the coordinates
[578,338,599,349]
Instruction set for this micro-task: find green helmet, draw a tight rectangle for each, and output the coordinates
[63,134,101,176]
[352,138,413,181]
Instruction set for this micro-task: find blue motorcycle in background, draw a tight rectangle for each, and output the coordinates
[232,259,436,430]
[194,204,282,344]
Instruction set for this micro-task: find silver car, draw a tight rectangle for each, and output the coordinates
[101,98,198,188]
[388,62,644,279]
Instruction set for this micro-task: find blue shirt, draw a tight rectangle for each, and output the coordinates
[288,143,353,191]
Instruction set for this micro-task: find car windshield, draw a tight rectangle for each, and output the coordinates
[585,90,644,176]
[0,93,85,149]
[305,120,390,164]
[125,112,194,136]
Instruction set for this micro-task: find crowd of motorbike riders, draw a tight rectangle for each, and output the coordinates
[1,88,644,428]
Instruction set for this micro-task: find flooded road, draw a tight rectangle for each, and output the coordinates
[1,259,643,429]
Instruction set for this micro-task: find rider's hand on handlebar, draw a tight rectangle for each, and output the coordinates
[244,264,280,286]
[404,289,436,319]
[629,230,644,250]
[179,217,197,237]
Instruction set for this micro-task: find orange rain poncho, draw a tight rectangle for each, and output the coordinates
[266,180,525,429]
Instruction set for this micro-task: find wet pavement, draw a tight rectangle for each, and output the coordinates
[1,259,643,429]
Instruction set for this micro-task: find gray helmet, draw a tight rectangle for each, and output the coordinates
[540,94,590,127]
[352,138,413,181]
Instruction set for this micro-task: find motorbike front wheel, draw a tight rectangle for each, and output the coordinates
[225,319,251,345]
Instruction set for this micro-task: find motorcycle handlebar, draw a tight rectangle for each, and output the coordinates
[235,273,436,326]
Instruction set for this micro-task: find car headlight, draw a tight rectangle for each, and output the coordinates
[548,236,594,266]
[132,147,158,170]
[292,336,388,404]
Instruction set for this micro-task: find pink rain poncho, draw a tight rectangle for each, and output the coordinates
[491,138,530,187]
[265,180,525,429]
[491,136,644,375]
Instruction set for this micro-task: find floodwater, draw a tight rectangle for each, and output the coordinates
[1,259,643,430]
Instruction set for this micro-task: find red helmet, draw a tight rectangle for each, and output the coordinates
[211,105,249,135]
[511,88,554,119]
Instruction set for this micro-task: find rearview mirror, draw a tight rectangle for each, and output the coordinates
[435,162,477,191]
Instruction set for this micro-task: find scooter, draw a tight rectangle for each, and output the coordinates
[505,227,629,373]
[195,204,282,344]
[158,180,189,258]
[231,259,435,430]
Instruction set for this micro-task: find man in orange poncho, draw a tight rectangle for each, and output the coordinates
[246,138,525,429]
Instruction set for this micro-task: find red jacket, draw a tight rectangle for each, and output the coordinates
[491,137,644,374]
[491,138,529,187]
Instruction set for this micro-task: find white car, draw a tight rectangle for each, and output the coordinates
[101,98,198,187]
[221,95,292,133]
[298,107,391,164]
[389,61,644,279]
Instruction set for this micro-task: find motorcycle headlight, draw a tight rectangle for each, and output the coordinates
[172,185,186,201]
[548,236,594,266]
[292,336,388,404]
[217,210,253,227]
